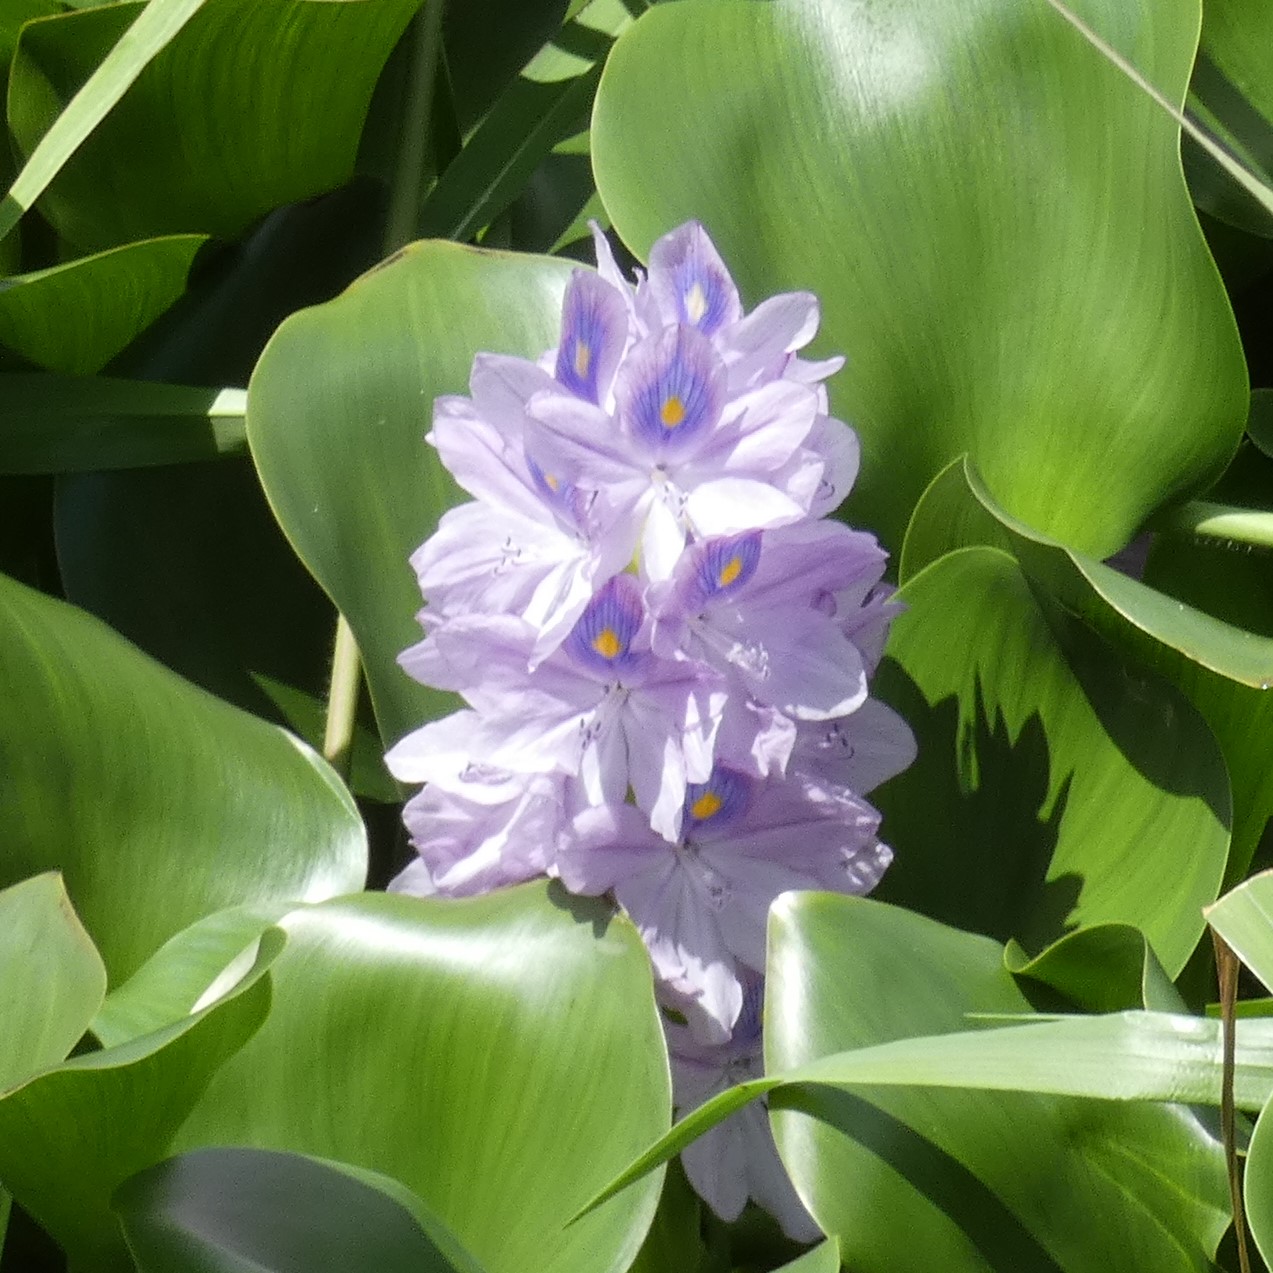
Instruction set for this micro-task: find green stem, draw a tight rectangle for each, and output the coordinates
[322,0,446,780]
[382,0,446,256]
[1213,932,1253,1273]
[1151,500,1273,552]
[323,615,362,780]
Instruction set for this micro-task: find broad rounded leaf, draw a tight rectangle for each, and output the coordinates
[1245,1092,1273,1268]
[873,546,1230,973]
[0,236,206,374]
[8,0,417,251]
[0,872,105,1090]
[172,885,670,1273]
[902,456,1273,883]
[247,241,575,745]
[92,902,288,1049]
[0,570,365,983]
[1206,871,1273,995]
[592,0,1247,554]
[115,1147,485,1273]
[0,930,281,1273]
[766,893,1230,1273]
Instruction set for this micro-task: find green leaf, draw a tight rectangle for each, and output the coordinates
[0,373,245,475]
[592,0,1247,555]
[0,237,206,375]
[419,0,630,244]
[872,546,1230,974]
[1184,0,1273,237]
[0,0,207,245]
[1206,871,1273,995]
[0,928,281,1273]
[246,241,575,746]
[115,1147,486,1273]
[171,886,670,1273]
[1248,388,1273,459]
[901,456,1273,884]
[92,902,288,1048]
[626,1161,706,1273]
[1004,923,1180,1015]
[764,894,1232,1272]
[770,1239,840,1273]
[0,872,106,1089]
[0,570,365,983]
[8,0,418,253]
[1244,1093,1273,1268]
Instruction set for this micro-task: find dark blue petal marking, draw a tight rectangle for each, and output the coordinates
[621,326,723,451]
[685,765,752,828]
[564,573,645,674]
[694,532,763,602]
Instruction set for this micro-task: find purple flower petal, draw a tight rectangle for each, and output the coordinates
[648,221,743,336]
[554,269,629,404]
[563,572,645,674]
[617,325,725,454]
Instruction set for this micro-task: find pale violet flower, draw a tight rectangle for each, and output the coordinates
[666,975,821,1242]
[388,217,913,1238]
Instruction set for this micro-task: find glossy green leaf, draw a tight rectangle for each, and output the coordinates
[765,894,1231,1272]
[0,0,206,245]
[172,886,670,1273]
[115,1147,485,1273]
[0,929,281,1273]
[0,374,245,475]
[419,0,629,244]
[0,236,206,375]
[1248,388,1273,459]
[0,570,365,983]
[592,0,1247,555]
[1185,0,1273,236]
[0,872,105,1090]
[771,1238,841,1273]
[92,902,288,1048]
[1206,871,1273,995]
[902,457,1273,883]
[1244,1092,1273,1267]
[8,0,418,252]
[247,241,575,746]
[872,546,1230,973]
[1004,923,1181,1015]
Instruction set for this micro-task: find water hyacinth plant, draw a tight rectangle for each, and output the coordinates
[7,0,1273,1271]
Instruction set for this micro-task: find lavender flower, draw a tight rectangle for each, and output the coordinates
[387,218,914,1237]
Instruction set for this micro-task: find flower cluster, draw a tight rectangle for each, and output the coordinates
[387,222,914,1236]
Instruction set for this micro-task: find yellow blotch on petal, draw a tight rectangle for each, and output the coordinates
[592,627,622,659]
[660,395,686,428]
[544,472,561,492]
[717,556,743,588]
[685,282,708,325]
[690,790,723,821]
[573,339,591,378]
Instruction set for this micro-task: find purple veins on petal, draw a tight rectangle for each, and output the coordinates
[685,765,752,828]
[619,325,724,452]
[563,572,645,674]
[693,532,762,602]
[554,269,628,404]
[649,221,742,336]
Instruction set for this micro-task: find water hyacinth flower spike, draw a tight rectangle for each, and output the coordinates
[387,217,914,1236]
